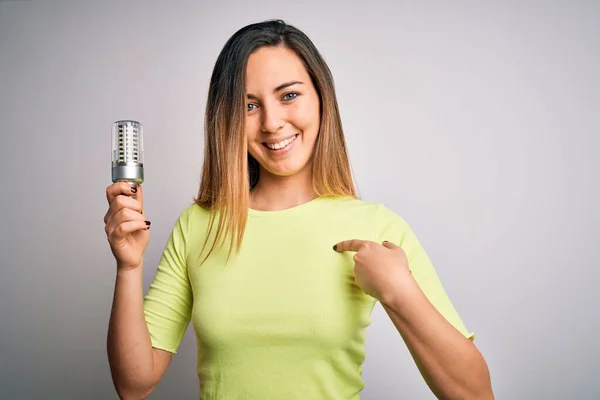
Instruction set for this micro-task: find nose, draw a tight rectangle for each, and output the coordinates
[261,102,285,133]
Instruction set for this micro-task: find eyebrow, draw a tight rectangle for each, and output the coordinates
[247,80,304,100]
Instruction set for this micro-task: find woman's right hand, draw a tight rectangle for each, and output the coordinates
[104,182,150,271]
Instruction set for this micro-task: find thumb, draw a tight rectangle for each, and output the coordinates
[382,240,399,250]
[136,184,145,216]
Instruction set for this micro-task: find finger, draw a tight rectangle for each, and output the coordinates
[136,184,145,213]
[108,219,150,242]
[106,181,140,204]
[333,239,372,252]
[382,240,400,250]
[104,192,143,224]
[105,207,148,236]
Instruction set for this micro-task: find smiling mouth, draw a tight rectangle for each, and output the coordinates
[262,134,299,151]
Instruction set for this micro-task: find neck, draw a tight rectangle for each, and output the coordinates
[250,167,316,211]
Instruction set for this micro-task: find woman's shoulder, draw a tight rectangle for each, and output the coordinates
[168,202,213,235]
[330,196,406,223]
[172,201,207,220]
[182,201,211,218]
[323,196,410,235]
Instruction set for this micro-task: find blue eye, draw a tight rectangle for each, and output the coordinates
[283,92,298,101]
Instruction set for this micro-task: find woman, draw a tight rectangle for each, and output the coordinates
[104,19,494,399]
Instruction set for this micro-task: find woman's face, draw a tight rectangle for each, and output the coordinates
[245,46,321,180]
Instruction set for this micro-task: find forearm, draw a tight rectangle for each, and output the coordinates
[107,264,156,398]
[381,281,493,399]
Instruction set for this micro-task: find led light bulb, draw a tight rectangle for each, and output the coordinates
[111,120,144,195]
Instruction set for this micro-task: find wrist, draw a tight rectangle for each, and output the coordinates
[116,264,143,279]
[380,274,422,312]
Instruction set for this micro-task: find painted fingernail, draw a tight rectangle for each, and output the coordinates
[131,186,137,193]
[145,220,151,226]
[333,245,337,251]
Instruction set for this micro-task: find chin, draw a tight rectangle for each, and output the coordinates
[263,161,310,178]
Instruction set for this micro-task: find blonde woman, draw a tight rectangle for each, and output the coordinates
[104,19,493,400]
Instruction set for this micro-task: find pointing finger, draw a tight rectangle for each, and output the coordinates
[333,239,373,252]
[381,240,400,250]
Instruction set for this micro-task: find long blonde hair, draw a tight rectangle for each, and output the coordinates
[195,19,356,263]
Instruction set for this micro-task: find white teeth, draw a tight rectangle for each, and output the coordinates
[266,135,296,150]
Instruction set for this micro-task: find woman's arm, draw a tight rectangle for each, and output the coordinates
[107,266,172,399]
[334,239,494,399]
[380,278,493,400]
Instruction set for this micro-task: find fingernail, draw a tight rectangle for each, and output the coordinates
[131,186,137,193]
[332,245,337,251]
[145,220,151,226]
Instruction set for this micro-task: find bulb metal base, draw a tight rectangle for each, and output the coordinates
[112,162,144,185]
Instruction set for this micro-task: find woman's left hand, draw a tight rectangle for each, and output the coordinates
[333,239,413,304]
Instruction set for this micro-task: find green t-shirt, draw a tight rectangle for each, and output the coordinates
[143,196,472,399]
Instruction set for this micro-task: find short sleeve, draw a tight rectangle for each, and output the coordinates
[377,206,475,340]
[143,206,194,353]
